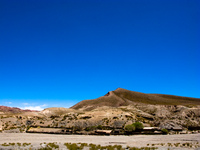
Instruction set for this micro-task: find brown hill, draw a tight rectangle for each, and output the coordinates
[71,88,200,110]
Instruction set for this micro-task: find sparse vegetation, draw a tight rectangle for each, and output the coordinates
[61,115,69,121]
[64,143,158,150]
[0,140,199,149]
[124,122,144,133]
[161,129,169,134]
[146,142,200,148]
[17,142,21,146]
[47,142,59,149]
[133,122,144,131]
[1,143,10,146]
[124,124,135,132]
[1,142,31,147]
[85,126,94,131]
[22,143,31,146]
[64,143,83,150]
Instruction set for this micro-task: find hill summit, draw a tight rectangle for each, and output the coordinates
[71,88,200,110]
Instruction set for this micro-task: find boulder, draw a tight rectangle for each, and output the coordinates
[159,121,182,131]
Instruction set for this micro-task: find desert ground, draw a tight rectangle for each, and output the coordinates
[0,133,200,149]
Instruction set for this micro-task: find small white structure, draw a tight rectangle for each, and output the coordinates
[143,127,159,131]
[95,130,112,135]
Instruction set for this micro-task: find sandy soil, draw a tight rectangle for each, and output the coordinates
[0,133,200,149]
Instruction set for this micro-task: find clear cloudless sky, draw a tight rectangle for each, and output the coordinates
[0,0,199,110]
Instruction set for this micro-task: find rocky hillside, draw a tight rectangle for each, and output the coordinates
[68,88,200,131]
[71,88,200,110]
[0,88,199,134]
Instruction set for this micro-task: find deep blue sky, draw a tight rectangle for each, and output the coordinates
[0,0,199,110]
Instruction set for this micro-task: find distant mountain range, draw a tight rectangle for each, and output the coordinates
[0,106,38,113]
[71,88,200,111]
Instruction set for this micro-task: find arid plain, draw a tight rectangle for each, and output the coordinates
[0,133,200,149]
[1,88,200,149]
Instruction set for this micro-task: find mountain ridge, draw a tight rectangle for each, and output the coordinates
[71,88,200,110]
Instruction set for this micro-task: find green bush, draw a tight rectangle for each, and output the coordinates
[97,125,103,130]
[132,122,144,131]
[85,126,96,131]
[113,145,122,150]
[64,143,83,150]
[47,142,59,149]
[9,143,15,146]
[1,143,10,146]
[161,128,169,134]
[22,143,31,146]
[124,124,135,132]
[17,143,21,146]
